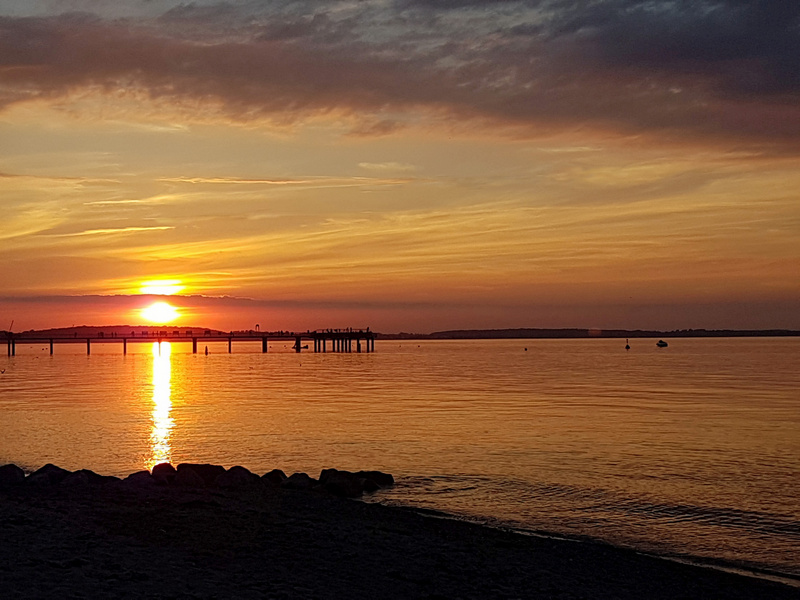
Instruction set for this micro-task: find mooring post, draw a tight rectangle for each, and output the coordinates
[11,339,15,356]
[123,339,127,355]
[262,336,268,353]
[50,339,54,355]
[192,338,197,354]
[295,336,302,353]
[228,337,232,354]
[86,339,91,355]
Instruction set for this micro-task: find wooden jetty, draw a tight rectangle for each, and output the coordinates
[3,328,376,356]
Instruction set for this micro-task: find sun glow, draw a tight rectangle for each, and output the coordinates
[140,279,184,295]
[140,301,180,324]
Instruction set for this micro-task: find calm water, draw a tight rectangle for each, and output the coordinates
[1,337,798,579]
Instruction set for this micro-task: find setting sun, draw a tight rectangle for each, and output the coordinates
[140,302,180,324]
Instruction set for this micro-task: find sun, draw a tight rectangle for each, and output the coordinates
[141,302,180,324]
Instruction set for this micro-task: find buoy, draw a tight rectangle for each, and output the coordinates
[204,346,208,355]
[625,338,630,350]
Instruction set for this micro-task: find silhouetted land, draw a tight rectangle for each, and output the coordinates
[378,328,800,340]
[4,326,798,341]
[1,469,797,599]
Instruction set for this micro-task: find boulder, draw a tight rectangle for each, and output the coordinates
[355,470,394,488]
[27,463,71,486]
[175,465,206,487]
[123,471,155,487]
[0,464,25,487]
[61,469,118,487]
[319,469,366,498]
[281,472,317,491]
[262,469,287,486]
[152,462,177,485]
[176,463,226,487]
[216,465,260,488]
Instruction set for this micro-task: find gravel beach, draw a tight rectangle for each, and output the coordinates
[1,466,797,599]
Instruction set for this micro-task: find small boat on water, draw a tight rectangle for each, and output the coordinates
[656,340,668,348]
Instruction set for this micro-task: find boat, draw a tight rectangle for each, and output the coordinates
[656,340,668,348]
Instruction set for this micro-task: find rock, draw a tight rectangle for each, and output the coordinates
[176,463,226,487]
[355,470,394,489]
[175,465,206,488]
[151,462,177,485]
[216,465,260,488]
[0,464,25,487]
[27,463,71,486]
[318,469,366,498]
[361,478,381,493]
[123,471,155,487]
[61,469,118,487]
[281,472,318,490]
[262,469,287,486]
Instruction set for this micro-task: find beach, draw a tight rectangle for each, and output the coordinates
[1,466,797,600]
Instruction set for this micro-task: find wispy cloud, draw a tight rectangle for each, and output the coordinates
[54,226,175,237]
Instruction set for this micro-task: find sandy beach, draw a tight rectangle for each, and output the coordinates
[1,464,797,599]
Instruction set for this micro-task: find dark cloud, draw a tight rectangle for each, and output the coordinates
[0,1,798,150]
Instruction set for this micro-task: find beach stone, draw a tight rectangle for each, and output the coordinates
[262,469,287,486]
[175,465,206,487]
[0,464,25,486]
[319,468,367,498]
[356,470,394,488]
[61,469,118,487]
[177,463,226,487]
[152,462,177,485]
[123,471,155,487]
[27,463,71,486]
[281,472,317,490]
[216,465,260,488]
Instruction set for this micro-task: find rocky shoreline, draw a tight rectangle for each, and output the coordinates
[1,463,797,599]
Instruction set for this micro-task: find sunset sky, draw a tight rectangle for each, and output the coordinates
[1,0,798,332]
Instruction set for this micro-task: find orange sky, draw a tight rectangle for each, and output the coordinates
[1,1,798,332]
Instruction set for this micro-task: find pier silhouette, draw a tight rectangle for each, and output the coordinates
[4,328,376,356]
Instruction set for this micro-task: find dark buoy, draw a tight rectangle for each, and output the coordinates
[625,338,630,351]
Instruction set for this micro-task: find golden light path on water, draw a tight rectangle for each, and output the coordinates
[147,341,173,470]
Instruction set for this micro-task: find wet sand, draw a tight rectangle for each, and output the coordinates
[1,475,797,599]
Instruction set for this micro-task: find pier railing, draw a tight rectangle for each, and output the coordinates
[4,329,376,356]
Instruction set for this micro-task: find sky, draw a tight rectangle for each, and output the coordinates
[1,0,798,333]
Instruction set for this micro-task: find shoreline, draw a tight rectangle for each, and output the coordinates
[2,463,798,599]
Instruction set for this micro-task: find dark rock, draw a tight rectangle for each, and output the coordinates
[61,469,118,486]
[151,462,177,485]
[216,465,260,488]
[319,469,366,498]
[0,464,25,486]
[281,472,317,490]
[176,463,226,487]
[27,463,71,486]
[123,471,155,486]
[262,469,287,486]
[362,478,381,493]
[175,465,206,488]
[356,470,394,488]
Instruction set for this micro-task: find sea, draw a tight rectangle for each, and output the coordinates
[1,337,798,582]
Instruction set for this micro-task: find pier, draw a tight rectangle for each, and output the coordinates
[4,328,376,356]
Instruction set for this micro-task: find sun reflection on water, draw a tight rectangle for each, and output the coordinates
[147,341,173,470]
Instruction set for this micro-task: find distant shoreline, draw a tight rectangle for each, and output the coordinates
[4,326,798,341]
[377,328,800,340]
